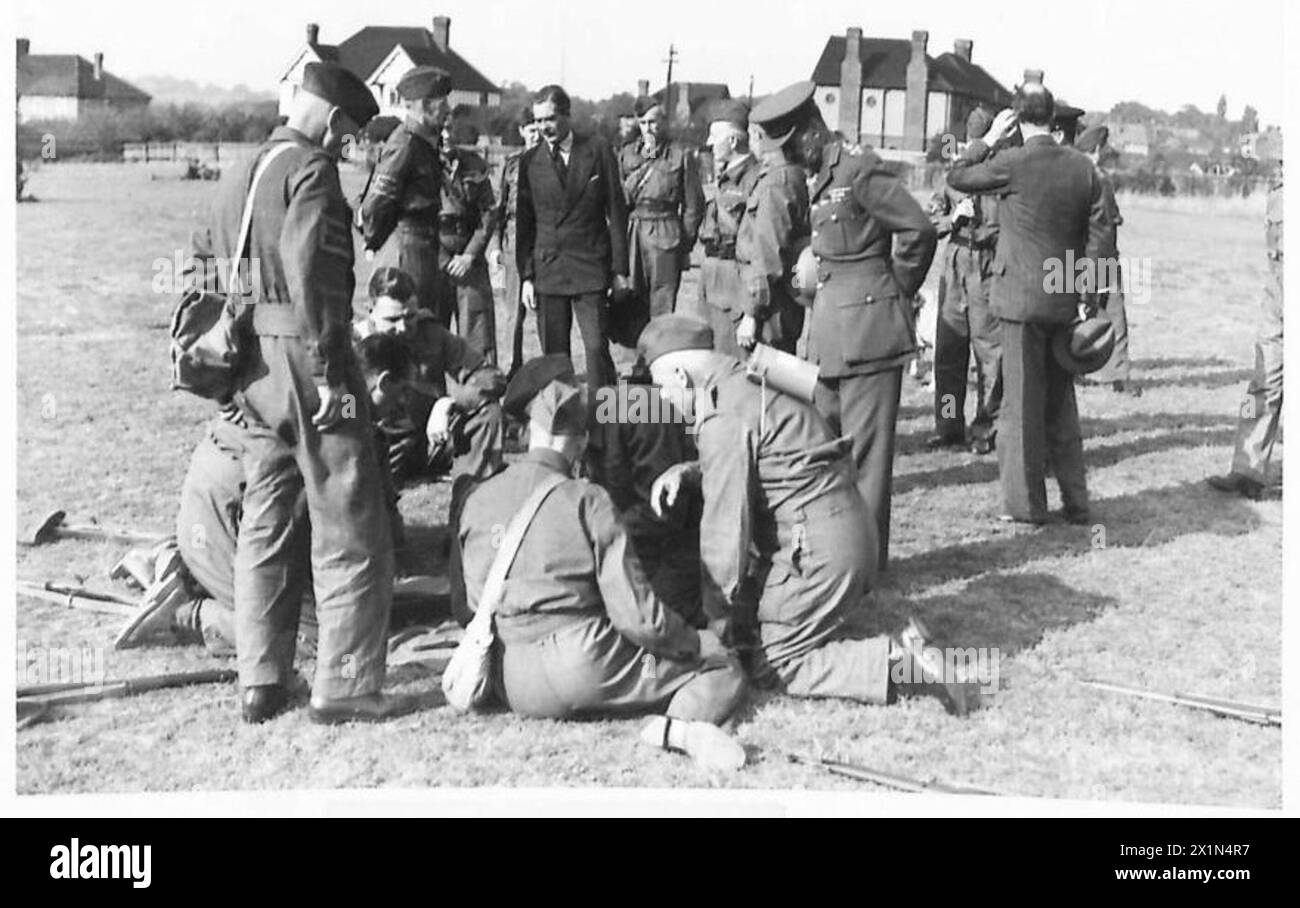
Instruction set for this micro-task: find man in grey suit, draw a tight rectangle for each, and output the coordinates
[948,84,1109,525]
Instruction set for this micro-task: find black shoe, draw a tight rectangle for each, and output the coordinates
[241,685,289,724]
[998,513,1047,526]
[889,631,980,718]
[969,436,995,455]
[926,434,967,451]
[309,692,419,725]
[1206,473,1265,500]
[1056,507,1092,525]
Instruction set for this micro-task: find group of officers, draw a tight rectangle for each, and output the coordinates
[119,57,1219,770]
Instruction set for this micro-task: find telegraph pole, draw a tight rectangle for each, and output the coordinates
[747,74,754,104]
[664,44,678,90]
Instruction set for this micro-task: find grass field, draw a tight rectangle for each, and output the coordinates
[12,161,1282,806]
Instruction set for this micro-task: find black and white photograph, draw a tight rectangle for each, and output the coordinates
[5,0,1294,827]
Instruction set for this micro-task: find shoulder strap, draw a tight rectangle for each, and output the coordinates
[478,472,568,616]
[230,142,295,294]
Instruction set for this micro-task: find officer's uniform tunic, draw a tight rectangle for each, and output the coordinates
[362,120,445,317]
[433,146,499,363]
[619,140,704,318]
[698,153,762,356]
[733,154,810,355]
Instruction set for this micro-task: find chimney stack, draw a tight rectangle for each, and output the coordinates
[1023,68,1044,85]
[637,78,649,98]
[93,53,103,81]
[954,39,973,62]
[432,16,450,52]
[839,27,863,141]
[307,23,319,46]
[904,30,929,151]
[17,38,30,59]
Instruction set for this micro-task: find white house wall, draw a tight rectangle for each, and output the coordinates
[814,85,840,135]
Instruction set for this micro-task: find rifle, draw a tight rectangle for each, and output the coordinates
[18,669,237,706]
[787,753,1002,796]
[1081,680,1281,727]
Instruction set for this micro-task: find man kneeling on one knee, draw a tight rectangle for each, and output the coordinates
[451,357,748,769]
[641,315,981,716]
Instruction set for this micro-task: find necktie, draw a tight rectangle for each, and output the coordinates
[550,143,568,184]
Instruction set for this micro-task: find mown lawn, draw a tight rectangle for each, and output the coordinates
[12,162,1281,806]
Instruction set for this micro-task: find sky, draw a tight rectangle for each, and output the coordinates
[10,0,1288,124]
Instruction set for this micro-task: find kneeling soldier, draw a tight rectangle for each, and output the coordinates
[641,315,977,715]
[452,357,748,769]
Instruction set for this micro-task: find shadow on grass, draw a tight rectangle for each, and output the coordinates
[888,479,1263,592]
[868,571,1118,659]
[895,414,1236,494]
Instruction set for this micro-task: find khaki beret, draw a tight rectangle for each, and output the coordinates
[502,354,576,421]
[397,66,452,101]
[637,315,714,364]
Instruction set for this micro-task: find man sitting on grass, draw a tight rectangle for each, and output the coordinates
[115,333,419,653]
[451,357,748,771]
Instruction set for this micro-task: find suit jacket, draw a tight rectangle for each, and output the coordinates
[516,132,629,296]
[948,134,1108,324]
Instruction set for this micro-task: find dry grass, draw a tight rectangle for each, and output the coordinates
[12,163,1281,807]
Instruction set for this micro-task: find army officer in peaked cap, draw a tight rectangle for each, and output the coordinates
[754,81,937,572]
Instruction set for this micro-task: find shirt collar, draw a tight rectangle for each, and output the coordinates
[523,447,575,475]
[550,131,574,157]
[405,117,441,146]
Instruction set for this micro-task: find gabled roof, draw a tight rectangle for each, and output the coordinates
[18,54,151,102]
[811,36,1011,105]
[932,53,1012,106]
[650,82,730,114]
[334,26,498,95]
[813,36,916,90]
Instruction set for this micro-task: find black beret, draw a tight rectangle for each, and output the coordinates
[751,81,817,146]
[502,354,576,421]
[634,95,663,118]
[637,315,713,364]
[302,62,379,126]
[396,65,452,101]
[1075,124,1109,153]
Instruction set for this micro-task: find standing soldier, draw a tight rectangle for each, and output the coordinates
[696,99,763,356]
[361,66,452,315]
[490,112,542,380]
[1208,156,1284,500]
[619,96,705,318]
[733,96,812,356]
[204,62,412,724]
[435,119,499,363]
[759,82,937,570]
[1076,125,1139,396]
[927,107,1003,454]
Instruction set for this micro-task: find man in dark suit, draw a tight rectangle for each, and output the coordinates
[948,84,1109,525]
[516,85,629,393]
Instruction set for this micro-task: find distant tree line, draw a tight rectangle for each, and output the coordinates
[19,100,282,160]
